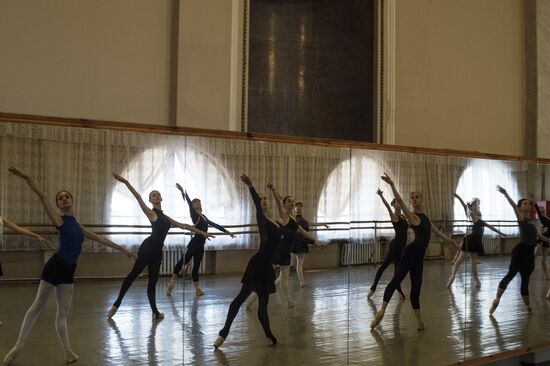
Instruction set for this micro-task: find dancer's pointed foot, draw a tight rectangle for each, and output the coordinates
[3,342,24,365]
[65,351,79,364]
[489,299,500,315]
[195,288,205,296]
[266,336,278,346]
[299,281,306,288]
[474,279,481,288]
[370,310,385,329]
[107,306,118,318]
[367,290,374,299]
[446,276,455,288]
[152,312,164,321]
[526,305,532,313]
[166,276,176,296]
[214,336,225,349]
[417,321,425,331]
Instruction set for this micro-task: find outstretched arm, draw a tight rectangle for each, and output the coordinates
[2,216,49,249]
[431,223,459,250]
[164,215,213,239]
[113,173,157,222]
[534,203,550,227]
[175,183,199,222]
[377,189,398,222]
[81,226,136,259]
[496,185,522,221]
[297,225,327,250]
[206,218,236,238]
[8,167,63,226]
[381,173,420,226]
[268,183,289,225]
[241,174,263,222]
[453,193,469,217]
[482,220,506,236]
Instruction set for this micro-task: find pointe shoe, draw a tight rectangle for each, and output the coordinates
[195,288,205,296]
[446,276,455,288]
[367,290,374,299]
[166,277,175,296]
[214,336,225,348]
[266,336,278,346]
[152,312,165,321]
[107,306,118,319]
[299,281,306,288]
[489,299,500,315]
[65,351,79,364]
[370,310,385,329]
[417,321,425,331]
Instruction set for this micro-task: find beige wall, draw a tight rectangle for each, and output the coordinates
[394,0,524,156]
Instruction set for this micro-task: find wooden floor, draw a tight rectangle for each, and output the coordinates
[0,256,549,365]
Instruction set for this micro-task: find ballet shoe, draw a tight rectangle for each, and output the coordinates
[446,276,455,288]
[266,336,278,346]
[166,277,175,296]
[107,306,118,319]
[417,321,425,331]
[299,281,306,288]
[367,290,374,299]
[474,279,481,288]
[526,306,532,313]
[214,336,225,349]
[65,351,79,364]
[3,345,23,365]
[370,310,385,329]
[195,288,205,296]
[152,312,165,321]
[489,299,500,315]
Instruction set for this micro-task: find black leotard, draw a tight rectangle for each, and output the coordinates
[535,204,550,248]
[462,217,485,253]
[273,216,298,266]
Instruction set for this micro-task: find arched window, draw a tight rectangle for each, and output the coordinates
[454,159,519,236]
[108,146,239,248]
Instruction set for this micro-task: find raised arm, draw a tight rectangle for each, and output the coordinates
[8,167,63,226]
[453,193,469,217]
[164,215,213,240]
[268,183,289,225]
[534,203,550,227]
[81,226,136,259]
[431,223,459,250]
[113,173,157,222]
[381,173,420,226]
[241,174,264,222]
[175,183,199,223]
[377,189,398,222]
[496,185,522,221]
[2,216,49,249]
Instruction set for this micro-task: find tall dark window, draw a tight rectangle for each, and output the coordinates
[247,0,375,141]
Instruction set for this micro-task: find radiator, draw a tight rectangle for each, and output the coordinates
[160,247,205,276]
[341,240,381,265]
[482,237,501,255]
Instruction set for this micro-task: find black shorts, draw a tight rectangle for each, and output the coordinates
[41,254,77,286]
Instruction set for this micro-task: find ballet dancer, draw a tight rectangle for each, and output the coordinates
[214,174,280,348]
[166,183,235,297]
[107,174,212,320]
[534,202,549,280]
[367,189,407,300]
[371,173,459,331]
[489,186,548,314]
[3,167,135,365]
[290,202,316,287]
[447,193,505,288]
[247,185,325,308]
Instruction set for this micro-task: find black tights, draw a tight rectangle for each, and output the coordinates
[498,244,535,296]
[218,284,276,343]
[371,245,404,296]
[383,245,423,309]
[173,245,204,282]
[113,257,162,315]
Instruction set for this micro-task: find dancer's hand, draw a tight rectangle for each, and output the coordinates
[175,183,184,192]
[496,185,507,194]
[202,232,215,240]
[228,232,236,238]
[8,166,28,179]
[381,173,394,186]
[240,174,252,187]
[113,173,128,184]
[124,250,137,259]
[376,188,383,196]
[314,240,328,250]
[35,235,50,249]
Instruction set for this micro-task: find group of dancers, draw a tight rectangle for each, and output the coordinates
[1,166,550,363]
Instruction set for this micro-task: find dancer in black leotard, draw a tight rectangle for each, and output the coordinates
[489,186,548,314]
[371,173,459,331]
[367,189,407,300]
[4,167,134,365]
[447,193,505,288]
[166,183,235,297]
[246,185,325,308]
[534,202,549,280]
[0,215,49,327]
[107,174,212,320]
[214,174,280,348]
